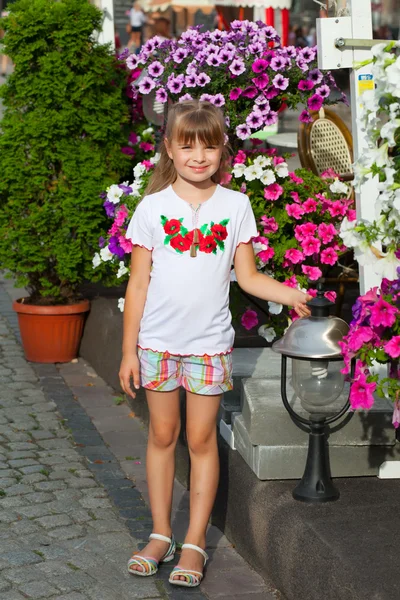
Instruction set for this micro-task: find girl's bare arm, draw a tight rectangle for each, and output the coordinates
[234,243,311,317]
[119,246,152,398]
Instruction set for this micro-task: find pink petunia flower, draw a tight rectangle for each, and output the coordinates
[233,150,247,165]
[301,236,321,256]
[324,290,337,303]
[370,298,399,328]
[307,93,324,111]
[259,247,275,263]
[295,223,318,242]
[264,183,283,201]
[119,235,133,254]
[285,248,304,264]
[252,58,269,73]
[229,88,243,101]
[350,372,376,410]
[114,205,129,227]
[298,80,314,91]
[328,201,347,218]
[289,172,304,184]
[261,216,279,233]
[283,276,299,289]
[303,198,318,213]
[302,265,322,280]
[318,223,337,244]
[384,336,400,359]
[347,209,357,222]
[286,203,305,220]
[392,400,400,429]
[320,247,339,265]
[347,326,375,352]
[291,191,301,203]
[241,309,258,331]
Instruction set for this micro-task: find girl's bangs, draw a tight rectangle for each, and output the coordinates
[174,111,224,147]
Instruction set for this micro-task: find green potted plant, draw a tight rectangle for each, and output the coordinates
[0,0,131,362]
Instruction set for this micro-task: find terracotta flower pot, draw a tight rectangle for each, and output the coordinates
[13,298,90,363]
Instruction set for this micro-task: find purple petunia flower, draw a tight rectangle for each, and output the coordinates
[273,74,289,91]
[236,123,252,140]
[139,77,156,95]
[300,46,316,63]
[252,58,269,73]
[99,191,107,200]
[185,74,197,88]
[98,236,105,248]
[308,93,324,111]
[298,80,314,92]
[248,42,264,54]
[296,56,309,73]
[196,72,211,87]
[148,61,164,78]
[265,86,279,100]
[285,46,297,58]
[299,110,313,124]
[308,68,323,84]
[109,236,126,259]
[179,93,193,102]
[172,48,189,63]
[126,54,138,70]
[103,201,116,218]
[167,75,184,94]
[242,86,258,99]
[246,111,264,129]
[118,48,130,61]
[230,87,243,100]
[270,56,286,71]
[220,48,235,62]
[118,183,132,194]
[200,93,213,103]
[206,53,221,67]
[211,93,225,107]
[252,73,269,90]
[155,88,168,103]
[229,58,246,76]
[316,84,330,99]
[264,111,278,126]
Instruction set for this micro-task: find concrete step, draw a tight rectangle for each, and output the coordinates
[232,413,400,480]
[241,378,395,448]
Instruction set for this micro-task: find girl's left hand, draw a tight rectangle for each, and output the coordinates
[292,291,313,318]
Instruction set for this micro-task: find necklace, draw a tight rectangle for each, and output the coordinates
[189,204,201,258]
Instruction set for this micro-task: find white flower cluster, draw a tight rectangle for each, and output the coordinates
[340,42,400,279]
[232,155,289,183]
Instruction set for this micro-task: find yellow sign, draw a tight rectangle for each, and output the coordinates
[358,74,374,96]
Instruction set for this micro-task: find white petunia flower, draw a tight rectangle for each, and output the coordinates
[133,163,146,179]
[260,169,276,185]
[150,153,161,164]
[339,217,361,248]
[268,301,283,315]
[117,262,129,279]
[373,251,400,280]
[142,127,154,135]
[244,164,264,181]
[329,178,349,195]
[253,155,272,168]
[232,163,246,178]
[118,298,125,312]
[107,184,123,205]
[381,119,400,147]
[100,247,113,262]
[92,253,101,268]
[275,162,289,178]
[258,325,276,342]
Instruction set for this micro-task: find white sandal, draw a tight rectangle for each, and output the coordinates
[169,543,208,588]
[128,533,176,576]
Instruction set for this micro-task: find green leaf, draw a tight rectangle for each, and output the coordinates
[180,226,188,236]
[216,240,225,251]
[164,235,173,245]
[200,223,208,234]
[161,215,168,226]
[220,219,230,226]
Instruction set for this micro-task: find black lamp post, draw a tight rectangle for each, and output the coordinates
[272,285,353,503]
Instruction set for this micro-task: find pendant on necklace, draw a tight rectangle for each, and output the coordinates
[190,228,200,258]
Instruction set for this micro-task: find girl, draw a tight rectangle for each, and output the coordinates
[120,100,311,588]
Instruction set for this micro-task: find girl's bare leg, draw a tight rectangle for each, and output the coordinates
[175,391,222,580]
[130,388,180,570]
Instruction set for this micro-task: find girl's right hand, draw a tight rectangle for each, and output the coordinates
[119,353,140,399]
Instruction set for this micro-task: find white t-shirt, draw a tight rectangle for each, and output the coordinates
[125,184,258,356]
[130,8,146,27]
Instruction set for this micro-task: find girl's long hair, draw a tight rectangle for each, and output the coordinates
[143,100,231,196]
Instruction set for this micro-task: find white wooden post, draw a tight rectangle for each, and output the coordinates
[316,0,381,294]
[93,0,115,50]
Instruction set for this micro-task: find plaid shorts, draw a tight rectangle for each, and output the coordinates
[138,348,233,396]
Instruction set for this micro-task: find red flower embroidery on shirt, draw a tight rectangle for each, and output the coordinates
[164,219,181,235]
[200,235,217,254]
[211,223,228,241]
[160,215,229,255]
[170,234,191,253]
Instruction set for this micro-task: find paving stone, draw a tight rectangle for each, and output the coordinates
[5,483,35,496]
[10,519,41,535]
[24,492,55,504]
[7,451,37,460]
[0,477,17,488]
[0,591,27,600]
[21,473,48,485]
[2,551,43,567]
[36,514,73,529]
[3,565,42,585]
[18,581,59,598]
[68,479,97,490]
[79,497,113,510]
[53,594,87,600]
[31,402,57,413]
[31,431,56,441]
[9,459,39,469]
[0,511,19,524]
[47,525,86,540]
[0,582,11,593]
[7,442,39,451]
[0,496,26,508]
[16,504,54,519]
[47,572,95,594]
[87,519,126,533]
[19,465,47,475]
[33,481,67,492]
[38,439,72,450]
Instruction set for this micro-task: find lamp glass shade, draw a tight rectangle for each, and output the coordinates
[292,359,345,412]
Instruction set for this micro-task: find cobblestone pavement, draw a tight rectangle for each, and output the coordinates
[0,279,277,600]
